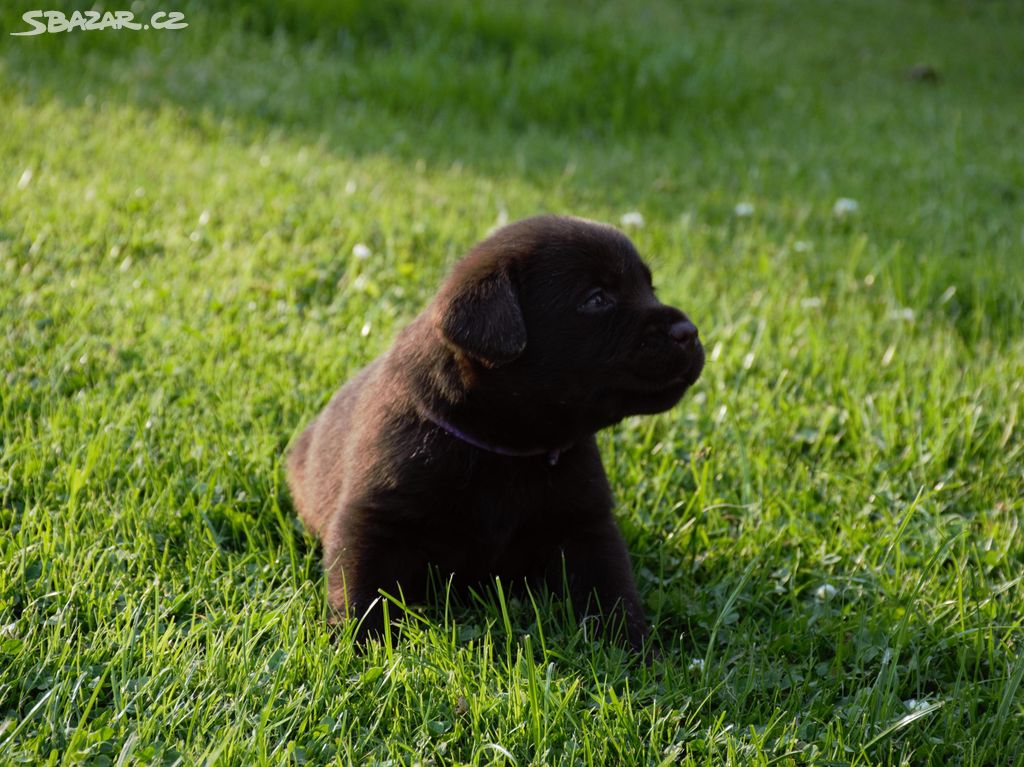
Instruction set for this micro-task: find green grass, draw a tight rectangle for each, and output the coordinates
[1,0,1023,764]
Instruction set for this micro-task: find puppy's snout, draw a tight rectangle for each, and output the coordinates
[668,318,699,347]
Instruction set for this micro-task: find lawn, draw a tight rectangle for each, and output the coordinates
[1,0,1022,764]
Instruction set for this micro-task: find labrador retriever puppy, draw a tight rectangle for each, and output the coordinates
[287,215,704,652]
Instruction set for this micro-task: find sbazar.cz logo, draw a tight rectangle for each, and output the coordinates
[11,10,188,35]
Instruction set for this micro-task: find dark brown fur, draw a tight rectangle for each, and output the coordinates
[287,215,704,651]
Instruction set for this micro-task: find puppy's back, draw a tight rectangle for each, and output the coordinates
[286,361,380,538]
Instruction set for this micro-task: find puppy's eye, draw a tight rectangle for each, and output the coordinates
[579,288,614,312]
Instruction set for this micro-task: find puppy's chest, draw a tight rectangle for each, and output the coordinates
[451,463,560,541]
[381,440,610,572]
[406,459,579,572]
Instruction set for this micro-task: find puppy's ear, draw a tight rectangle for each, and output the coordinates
[435,267,526,367]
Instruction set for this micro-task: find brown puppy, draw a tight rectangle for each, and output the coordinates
[287,215,704,652]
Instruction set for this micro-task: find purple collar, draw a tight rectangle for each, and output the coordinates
[419,408,571,466]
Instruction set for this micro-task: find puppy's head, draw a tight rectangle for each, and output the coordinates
[431,215,704,435]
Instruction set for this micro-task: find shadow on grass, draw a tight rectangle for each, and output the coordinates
[3,0,1021,341]
[2,0,767,152]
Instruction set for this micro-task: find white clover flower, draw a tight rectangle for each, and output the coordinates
[814,583,838,601]
[352,243,372,259]
[833,198,859,217]
[903,699,933,713]
[888,308,915,322]
[881,345,896,367]
[486,208,511,236]
[620,211,645,228]
[734,202,755,218]
[688,657,705,672]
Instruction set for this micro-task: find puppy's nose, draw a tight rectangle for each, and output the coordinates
[668,319,699,347]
